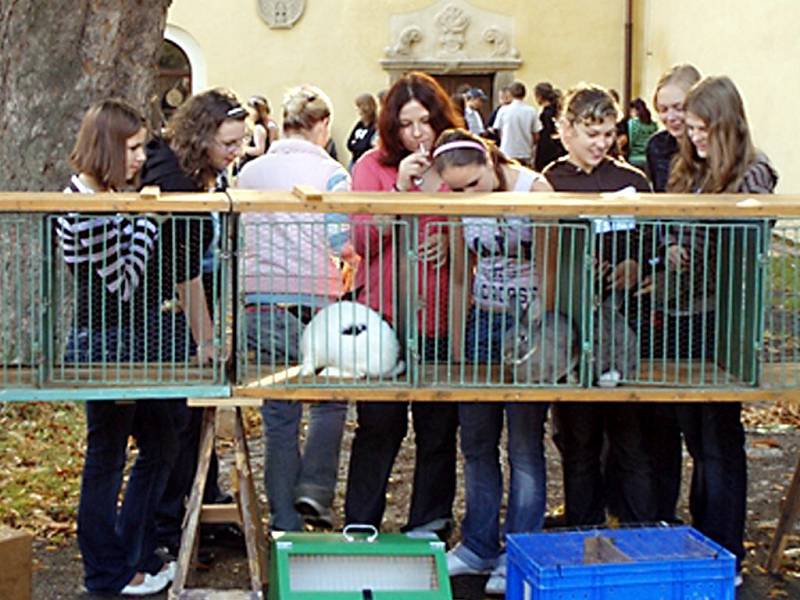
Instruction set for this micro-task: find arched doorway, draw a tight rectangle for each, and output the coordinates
[156,40,192,124]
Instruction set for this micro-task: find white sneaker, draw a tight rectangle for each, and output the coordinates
[446,547,492,576]
[484,563,506,596]
[120,571,170,596]
[161,561,176,583]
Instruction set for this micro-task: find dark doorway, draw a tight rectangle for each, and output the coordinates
[434,74,494,128]
[156,40,192,125]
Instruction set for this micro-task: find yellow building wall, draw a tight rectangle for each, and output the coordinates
[636,0,798,191]
[167,0,627,163]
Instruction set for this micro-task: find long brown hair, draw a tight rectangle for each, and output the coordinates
[667,76,756,193]
[165,88,246,187]
[378,72,464,167]
[432,128,514,190]
[70,98,146,190]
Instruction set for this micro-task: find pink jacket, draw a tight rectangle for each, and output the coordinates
[351,148,449,337]
[238,138,350,303]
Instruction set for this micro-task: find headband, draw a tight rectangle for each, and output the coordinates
[432,140,487,159]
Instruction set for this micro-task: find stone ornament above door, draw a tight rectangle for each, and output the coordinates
[382,0,521,73]
[258,0,305,29]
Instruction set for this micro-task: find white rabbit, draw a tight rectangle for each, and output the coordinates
[299,301,406,379]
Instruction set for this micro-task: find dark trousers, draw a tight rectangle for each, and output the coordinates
[676,402,746,566]
[78,400,177,593]
[554,402,656,526]
[345,400,458,530]
[642,404,683,522]
[155,402,223,547]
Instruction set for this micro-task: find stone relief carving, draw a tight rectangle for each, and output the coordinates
[435,4,471,54]
[483,27,520,58]
[385,26,423,57]
[381,0,522,71]
[258,0,305,29]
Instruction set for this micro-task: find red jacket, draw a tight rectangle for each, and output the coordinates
[350,148,450,338]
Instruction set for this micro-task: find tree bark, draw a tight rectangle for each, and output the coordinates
[0,0,173,191]
[0,1,171,368]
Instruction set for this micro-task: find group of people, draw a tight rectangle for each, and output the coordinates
[61,64,777,596]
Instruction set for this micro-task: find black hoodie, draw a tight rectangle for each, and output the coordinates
[139,137,213,284]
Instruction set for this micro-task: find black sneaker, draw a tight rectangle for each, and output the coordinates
[294,496,334,529]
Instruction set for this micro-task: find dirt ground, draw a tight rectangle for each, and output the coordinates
[29,402,800,599]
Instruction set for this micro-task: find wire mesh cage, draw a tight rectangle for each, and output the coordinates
[0,214,42,392]
[236,214,413,388]
[588,219,766,388]
[41,212,227,393]
[763,219,800,388]
[415,218,589,388]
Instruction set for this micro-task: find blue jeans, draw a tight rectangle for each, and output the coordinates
[676,402,746,566]
[454,308,548,567]
[262,400,347,530]
[67,316,187,592]
[248,304,347,531]
[78,400,177,593]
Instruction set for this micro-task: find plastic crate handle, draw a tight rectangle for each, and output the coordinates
[343,524,379,543]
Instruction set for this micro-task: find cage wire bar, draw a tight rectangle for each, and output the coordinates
[2,190,800,401]
[0,214,41,393]
[2,206,230,401]
[764,220,800,388]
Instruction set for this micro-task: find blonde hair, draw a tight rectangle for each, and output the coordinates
[560,83,619,125]
[653,63,701,108]
[282,85,333,134]
[668,76,756,193]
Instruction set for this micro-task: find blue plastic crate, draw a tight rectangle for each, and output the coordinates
[507,526,735,600]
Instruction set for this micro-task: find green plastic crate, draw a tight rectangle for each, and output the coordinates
[269,526,451,599]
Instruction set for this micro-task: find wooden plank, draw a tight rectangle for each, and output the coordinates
[232,384,800,403]
[767,453,800,573]
[199,504,242,525]
[231,190,800,218]
[0,191,230,212]
[6,189,800,216]
[0,368,36,386]
[172,408,216,597]
[233,407,268,590]
[188,397,263,408]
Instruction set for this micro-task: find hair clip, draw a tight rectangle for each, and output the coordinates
[226,106,247,118]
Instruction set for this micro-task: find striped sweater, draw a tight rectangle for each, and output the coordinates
[57,175,167,328]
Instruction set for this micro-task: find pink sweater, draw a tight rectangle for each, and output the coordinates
[238,138,350,303]
[351,148,449,337]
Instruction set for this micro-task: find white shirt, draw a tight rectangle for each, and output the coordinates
[494,99,542,160]
[464,106,484,135]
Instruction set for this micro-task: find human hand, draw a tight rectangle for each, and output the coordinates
[396,144,431,191]
[666,244,689,271]
[609,259,640,290]
[418,231,448,268]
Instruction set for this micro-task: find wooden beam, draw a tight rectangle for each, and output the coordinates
[199,504,242,525]
[5,189,800,217]
[231,384,800,403]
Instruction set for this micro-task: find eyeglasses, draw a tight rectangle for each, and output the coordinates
[213,136,246,151]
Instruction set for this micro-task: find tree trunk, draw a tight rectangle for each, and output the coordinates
[0,0,172,191]
[0,1,171,368]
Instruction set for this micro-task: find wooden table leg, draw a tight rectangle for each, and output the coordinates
[171,407,216,597]
[234,406,268,592]
[767,451,800,573]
